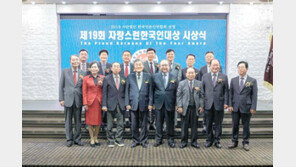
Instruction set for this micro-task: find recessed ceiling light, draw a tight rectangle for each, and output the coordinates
[125,1,129,5]
[157,1,161,4]
[250,2,254,5]
[219,1,223,5]
[93,1,97,5]
[31,1,35,5]
[62,1,66,5]
[188,1,192,5]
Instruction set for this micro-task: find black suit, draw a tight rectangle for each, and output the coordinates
[229,75,258,145]
[102,74,126,143]
[152,72,178,144]
[125,72,153,145]
[181,67,201,81]
[78,62,91,75]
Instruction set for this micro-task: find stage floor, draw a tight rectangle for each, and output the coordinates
[23,138,273,166]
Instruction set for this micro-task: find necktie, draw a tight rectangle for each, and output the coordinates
[125,64,129,78]
[150,62,154,74]
[115,75,119,90]
[137,73,141,89]
[212,73,217,87]
[163,73,167,88]
[82,63,86,71]
[190,81,193,92]
[240,77,244,91]
[102,63,106,74]
[74,70,77,85]
[169,63,172,71]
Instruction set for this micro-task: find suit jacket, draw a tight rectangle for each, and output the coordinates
[176,79,204,116]
[169,62,182,82]
[59,68,85,108]
[98,62,112,76]
[229,75,258,113]
[82,74,105,106]
[181,67,200,81]
[199,64,223,80]
[202,72,229,111]
[102,74,126,111]
[120,62,135,79]
[78,62,91,75]
[152,72,178,111]
[125,72,153,112]
[143,61,159,75]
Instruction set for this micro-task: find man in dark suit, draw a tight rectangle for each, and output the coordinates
[120,50,135,128]
[97,49,112,131]
[102,62,126,148]
[125,59,153,148]
[199,51,223,133]
[202,59,229,149]
[228,61,258,151]
[166,49,182,128]
[59,55,85,147]
[143,48,159,130]
[177,67,204,149]
[181,54,200,81]
[152,60,178,148]
[78,49,90,74]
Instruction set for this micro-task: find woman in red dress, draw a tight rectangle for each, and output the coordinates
[82,62,105,147]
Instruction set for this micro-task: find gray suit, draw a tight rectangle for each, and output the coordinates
[229,75,258,145]
[59,68,85,143]
[143,60,159,75]
[202,72,229,144]
[169,62,182,82]
[177,79,204,144]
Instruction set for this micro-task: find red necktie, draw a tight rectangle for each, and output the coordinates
[125,64,129,78]
[74,71,77,85]
[150,62,154,74]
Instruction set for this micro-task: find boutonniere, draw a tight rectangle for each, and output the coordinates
[98,78,104,86]
[217,78,223,83]
[106,68,110,73]
[79,74,84,80]
[145,80,149,84]
[156,64,160,68]
[175,65,180,70]
[245,81,253,87]
[194,87,200,91]
[170,79,175,83]
[121,79,125,84]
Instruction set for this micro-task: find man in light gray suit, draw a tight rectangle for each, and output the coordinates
[59,55,85,147]
[228,61,258,151]
[166,49,182,128]
[177,67,204,149]
[202,59,229,149]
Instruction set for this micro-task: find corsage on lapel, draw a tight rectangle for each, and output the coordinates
[121,79,126,84]
[98,78,104,86]
[245,81,253,87]
[217,78,223,84]
[175,65,180,70]
[194,86,200,91]
[170,79,175,83]
[145,79,149,84]
[106,68,110,74]
[79,74,84,80]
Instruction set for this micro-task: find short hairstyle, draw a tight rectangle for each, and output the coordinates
[112,61,121,67]
[122,50,132,55]
[69,54,79,61]
[99,49,109,55]
[147,48,156,53]
[166,49,175,54]
[186,67,195,73]
[160,59,169,65]
[79,49,88,53]
[205,51,214,55]
[89,61,99,68]
[134,59,143,64]
[237,61,249,69]
[186,54,196,59]
[210,58,220,65]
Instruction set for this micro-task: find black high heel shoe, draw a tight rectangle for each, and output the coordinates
[90,141,95,147]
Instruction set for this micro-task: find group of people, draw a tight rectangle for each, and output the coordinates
[59,48,258,151]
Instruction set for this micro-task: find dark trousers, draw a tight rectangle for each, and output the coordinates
[181,106,198,144]
[155,106,175,144]
[101,110,107,126]
[106,105,124,143]
[232,110,251,145]
[64,103,82,143]
[148,109,155,126]
[205,104,224,144]
[131,109,148,145]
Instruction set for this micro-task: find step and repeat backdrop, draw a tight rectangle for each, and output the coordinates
[60,18,226,70]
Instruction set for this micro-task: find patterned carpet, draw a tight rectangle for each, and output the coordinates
[23,138,273,166]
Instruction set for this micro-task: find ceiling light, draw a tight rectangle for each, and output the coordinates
[188,1,192,5]
[62,1,66,5]
[125,1,129,5]
[93,1,97,5]
[250,2,254,5]
[219,1,223,5]
[157,1,161,4]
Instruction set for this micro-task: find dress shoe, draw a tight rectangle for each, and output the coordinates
[168,142,175,148]
[204,142,213,148]
[191,142,200,148]
[124,121,131,128]
[215,142,222,149]
[89,142,95,147]
[149,124,156,130]
[180,143,187,148]
[95,141,101,146]
[108,141,115,148]
[202,125,207,133]
[66,141,73,147]
[228,142,238,149]
[131,142,139,148]
[153,142,163,147]
[74,141,84,146]
[115,141,125,147]
[142,143,148,148]
[243,144,250,151]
